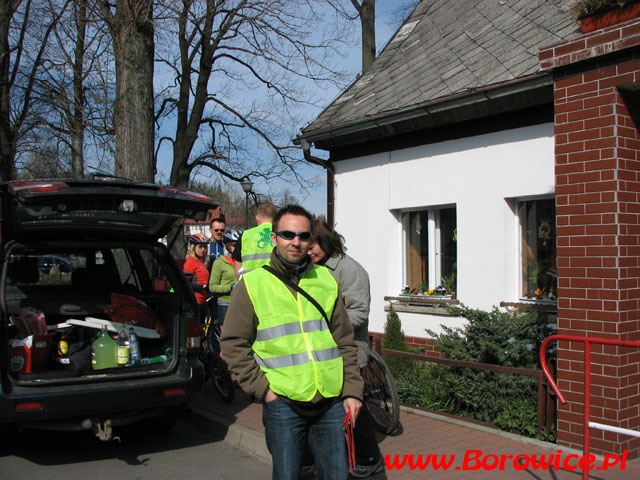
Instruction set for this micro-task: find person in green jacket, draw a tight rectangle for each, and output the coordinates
[208,230,240,325]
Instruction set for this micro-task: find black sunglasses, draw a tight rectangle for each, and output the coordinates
[212,228,225,233]
[276,230,312,241]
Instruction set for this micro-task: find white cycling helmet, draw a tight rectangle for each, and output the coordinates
[223,230,241,243]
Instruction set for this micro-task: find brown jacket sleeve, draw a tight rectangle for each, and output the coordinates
[220,279,270,401]
[330,289,364,401]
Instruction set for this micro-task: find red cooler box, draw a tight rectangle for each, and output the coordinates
[8,334,54,373]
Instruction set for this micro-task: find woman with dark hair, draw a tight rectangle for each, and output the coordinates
[308,220,384,478]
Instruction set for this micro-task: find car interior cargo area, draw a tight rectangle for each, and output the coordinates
[4,244,182,381]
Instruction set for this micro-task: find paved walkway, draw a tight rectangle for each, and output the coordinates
[192,383,639,479]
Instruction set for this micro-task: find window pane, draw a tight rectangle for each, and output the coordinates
[406,211,428,290]
[439,208,457,295]
[521,199,556,299]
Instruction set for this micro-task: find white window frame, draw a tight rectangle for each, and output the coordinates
[402,206,456,291]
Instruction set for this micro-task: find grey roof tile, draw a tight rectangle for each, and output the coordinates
[303,0,580,134]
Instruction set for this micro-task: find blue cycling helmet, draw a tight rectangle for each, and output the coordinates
[189,233,208,244]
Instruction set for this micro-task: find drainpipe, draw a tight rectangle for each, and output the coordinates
[299,139,335,225]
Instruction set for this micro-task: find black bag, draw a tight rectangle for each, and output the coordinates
[56,338,92,371]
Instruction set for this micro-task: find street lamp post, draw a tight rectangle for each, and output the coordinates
[240,179,254,229]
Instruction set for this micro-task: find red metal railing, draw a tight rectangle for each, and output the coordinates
[540,334,640,480]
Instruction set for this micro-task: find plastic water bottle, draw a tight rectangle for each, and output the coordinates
[141,355,168,365]
[92,325,117,370]
[116,325,130,366]
[128,326,141,365]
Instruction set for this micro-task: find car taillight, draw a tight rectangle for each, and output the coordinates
[10,181,69,193]
[163,387,185,397]
[186,314,201,354]
[15,401,43,412]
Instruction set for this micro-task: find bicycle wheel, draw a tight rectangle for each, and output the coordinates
[207,353,235,402]
[362,350,400,434]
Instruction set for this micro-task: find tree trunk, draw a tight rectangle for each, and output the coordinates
[71,0,87,178]
[109,0,154,183]
[0,1,17,181]
[360,0,375,73]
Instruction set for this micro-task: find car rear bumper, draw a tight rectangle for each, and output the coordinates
[0,356,204,430]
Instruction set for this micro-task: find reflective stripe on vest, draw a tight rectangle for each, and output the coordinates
[244,266,343,402]
[254,346,340,369]
[240,223,273,273]
[256,319,328,342]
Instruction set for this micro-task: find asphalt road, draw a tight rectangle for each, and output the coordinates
[0,411,271,480]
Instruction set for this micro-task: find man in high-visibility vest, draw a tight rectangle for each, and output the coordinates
[232,202,277,277]
[222,205,363,480]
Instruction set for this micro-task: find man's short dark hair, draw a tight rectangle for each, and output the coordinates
[273,205,313,232]
[210,217,225,227]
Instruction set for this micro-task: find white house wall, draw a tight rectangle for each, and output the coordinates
[333,123,555,338]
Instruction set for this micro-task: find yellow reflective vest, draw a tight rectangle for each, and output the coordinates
[244,265,344,402]
[240,223,273,273]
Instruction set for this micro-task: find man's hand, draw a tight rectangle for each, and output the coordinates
[343,397,362,427]
[264,388,278,403]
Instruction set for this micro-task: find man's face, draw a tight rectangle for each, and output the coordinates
[210,221,225,242]
[271,214,312,264]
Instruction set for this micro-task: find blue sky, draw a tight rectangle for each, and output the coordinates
[301,1,405,215]
[154,1,410,216]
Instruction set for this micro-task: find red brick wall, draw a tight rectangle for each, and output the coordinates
[369,331,442,357]
[540,18,640,457]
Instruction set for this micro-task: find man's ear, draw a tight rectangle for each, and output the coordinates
[271,231,277,245]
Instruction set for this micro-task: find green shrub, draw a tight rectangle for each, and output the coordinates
[427,304,553,369]
[382,305,412,376]
[417,305,554,438]
[382,304,407,350]
[377,304,555,439]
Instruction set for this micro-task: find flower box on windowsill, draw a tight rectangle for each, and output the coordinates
[385,295,458,315]
[385,295,458,305]
[500,299,557,312]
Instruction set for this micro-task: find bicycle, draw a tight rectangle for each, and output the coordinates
[361,349,400,435]
[200,306,235,402]
[184,271,235,403]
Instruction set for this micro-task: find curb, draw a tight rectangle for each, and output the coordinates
[400,405,559,450]
[192,405,271,463]
[399,405,599,459]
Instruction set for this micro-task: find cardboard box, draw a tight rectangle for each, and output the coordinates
[8,334,54,373]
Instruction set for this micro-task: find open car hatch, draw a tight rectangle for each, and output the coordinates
[1,180,217,243]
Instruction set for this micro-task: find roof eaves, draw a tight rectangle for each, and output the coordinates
[297,72,553,148]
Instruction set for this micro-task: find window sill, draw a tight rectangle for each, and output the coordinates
[500,300,557,312]
[384,295,459,315]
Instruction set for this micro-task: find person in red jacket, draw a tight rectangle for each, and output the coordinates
[183,233,210,322]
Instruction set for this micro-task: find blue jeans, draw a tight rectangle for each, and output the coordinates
[263,397,348,480]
